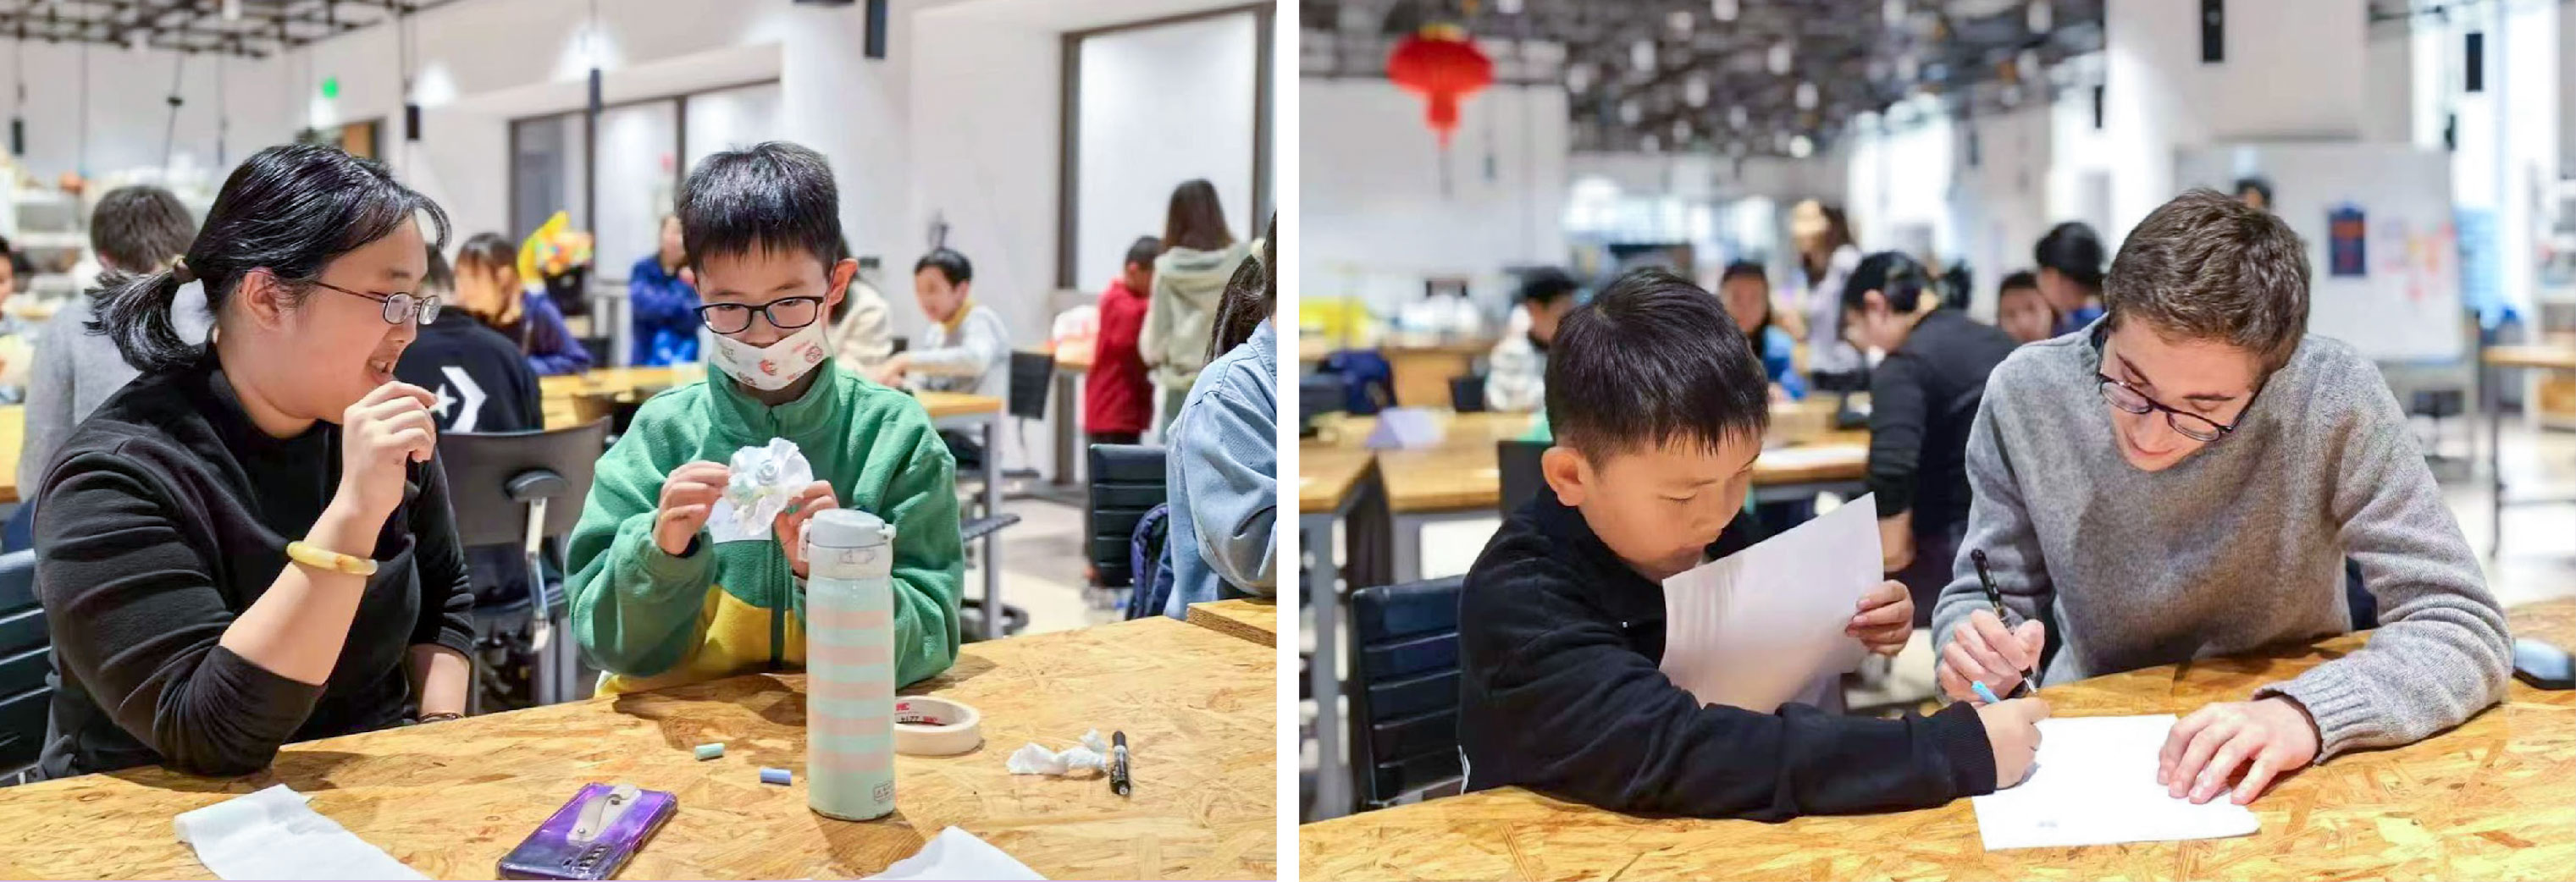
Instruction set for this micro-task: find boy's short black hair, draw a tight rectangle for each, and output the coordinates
[1517,267,1581,306]
[1124,235,1162,271]
[1842,251,1932,313]
[1545,267,1770,463]
[2035,221,2106,289]
[915,247,972,285]
[1998,269,2039,295]
[2234,176,2274,207]
[677,141,842,273]
[91,185,196,274]
[1718,261,1766,285]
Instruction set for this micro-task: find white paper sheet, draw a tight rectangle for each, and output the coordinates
[1971,714,2262,851]
[1656,493,1878,714]
[173,785,425,880]
[864,826,1047,880]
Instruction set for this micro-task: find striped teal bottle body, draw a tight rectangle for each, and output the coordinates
[803,509,896,821]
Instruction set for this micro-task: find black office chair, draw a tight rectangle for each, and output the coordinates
[1495,440,1548,514]
[439,419,611,710]
[1087,444,1168,590]
[0,550,45,785]
[1346,575,1466,810]
[574,335,613,368]
[1300,374,1348,437]
[997,350,1056,494]
[1449,375,1488,413]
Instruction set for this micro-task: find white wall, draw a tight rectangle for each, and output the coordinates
[1302,76,1567,311]
[904,5,1060,354]
[1075,12,1261,288]
[0,38,294,189]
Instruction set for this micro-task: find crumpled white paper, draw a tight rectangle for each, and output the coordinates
[706,438,815,543]
[173,784,425,880]
[863,826,1046,880]
[1005,729,1114,776]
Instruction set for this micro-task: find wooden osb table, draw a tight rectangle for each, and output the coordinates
[1299,599,2576,881]
[0,618,1274,880]
[1187,598,1280,647]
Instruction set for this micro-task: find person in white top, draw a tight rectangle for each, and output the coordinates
[1483,267,1581,413]
[876,247,1009,470]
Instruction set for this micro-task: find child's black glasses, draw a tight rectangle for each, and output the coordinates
[311,279,441,326]
[697,297,825,334]
[2095,372,2239,443]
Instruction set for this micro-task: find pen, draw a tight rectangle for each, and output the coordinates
[1109,730,1131,797]
[1969,549,2039,699]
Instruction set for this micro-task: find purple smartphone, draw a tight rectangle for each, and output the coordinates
[497,784,678,880]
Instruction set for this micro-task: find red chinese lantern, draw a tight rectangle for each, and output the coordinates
[1386,24,1493,147]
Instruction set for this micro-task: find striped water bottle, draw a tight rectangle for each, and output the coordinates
[803,509,897,820]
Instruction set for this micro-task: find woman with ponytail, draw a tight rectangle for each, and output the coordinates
[31,143,474,779]
[1160,213,1277,618]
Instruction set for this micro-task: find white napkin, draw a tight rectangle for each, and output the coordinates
[706,438,815,543]
[173,785,425,880]
[1004,729,1113,776]
[865,826,1046,880]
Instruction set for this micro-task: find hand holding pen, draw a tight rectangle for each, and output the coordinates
[1938,549,2049,704]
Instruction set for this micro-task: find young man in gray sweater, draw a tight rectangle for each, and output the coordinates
[1932,189,2510,807]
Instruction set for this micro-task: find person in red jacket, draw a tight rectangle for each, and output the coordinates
[1085,236,1159,445]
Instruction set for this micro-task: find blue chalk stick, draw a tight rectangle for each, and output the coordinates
[760,767,792,786]
[1971,681,2001,704]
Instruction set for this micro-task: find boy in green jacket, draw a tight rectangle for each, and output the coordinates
[567,141,964,696]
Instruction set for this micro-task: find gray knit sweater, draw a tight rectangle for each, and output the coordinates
[1930,328,2510,759]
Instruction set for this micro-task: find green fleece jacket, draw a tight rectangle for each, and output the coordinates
[567,363,964,694]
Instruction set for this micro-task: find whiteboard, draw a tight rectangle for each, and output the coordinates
[2174,143,2463,362]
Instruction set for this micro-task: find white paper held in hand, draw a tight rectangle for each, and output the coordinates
[706,438,815,543]
[1971,714,2261,850]
[864,826,1046,880]
[1656,493,1879,714]
[173,784,426,880]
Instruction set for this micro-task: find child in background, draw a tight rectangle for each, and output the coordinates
[1716,260,1807,401]
[1457,267,2048,819]
[1993,270,2054,344]
[2034,222,2108,337]
[1142,179,1248,432]
[1086,235,1159,446]
[453,233,592,376]
[1163,217,1279,616]
[876,247,1009,469]
[21,185,202,494]
[628,214,702,366]
[567,141,963,697]
[1483,267,1581,413]
[0,234,32,403]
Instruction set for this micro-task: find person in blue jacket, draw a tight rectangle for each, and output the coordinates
[455,232,591,376]
[1162,215,1278,617]
[627,213,700,366]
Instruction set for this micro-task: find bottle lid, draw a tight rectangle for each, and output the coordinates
[806,508,891,550]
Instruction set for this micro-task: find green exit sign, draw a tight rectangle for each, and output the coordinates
[321,77,339,99]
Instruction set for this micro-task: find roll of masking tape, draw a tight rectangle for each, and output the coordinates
[892,697,983,757]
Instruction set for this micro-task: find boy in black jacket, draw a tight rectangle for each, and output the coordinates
[1457,268,2050,819]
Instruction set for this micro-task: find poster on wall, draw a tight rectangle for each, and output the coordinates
[2328,204,2368,278]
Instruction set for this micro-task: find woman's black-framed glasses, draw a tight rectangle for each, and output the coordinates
[696,297,824,334]
[2095,372,2240,443]
[311,279,441,326]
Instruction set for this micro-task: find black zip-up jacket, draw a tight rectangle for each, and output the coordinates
[1457,493,1997,819]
